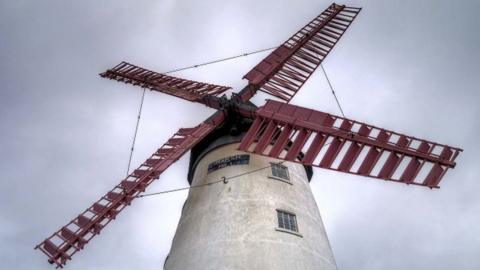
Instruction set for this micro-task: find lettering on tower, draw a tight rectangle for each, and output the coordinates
[208,154,250,173]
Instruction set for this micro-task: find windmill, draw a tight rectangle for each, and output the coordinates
[35,3,462,269]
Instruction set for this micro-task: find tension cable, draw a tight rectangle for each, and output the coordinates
[162,46,277,74]
[320,64,346,118]
[136,161,285,198]
[125,88,146,177]
[137,137,341,199]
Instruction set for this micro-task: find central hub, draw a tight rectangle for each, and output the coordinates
[217,93,258,119]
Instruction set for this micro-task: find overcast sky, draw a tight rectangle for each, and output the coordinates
[1,0,479,269]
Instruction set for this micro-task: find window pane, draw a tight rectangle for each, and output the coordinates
[271,164,289,180]
[289,216,296,231]
[277,210,298,232]
[277,212,284,229]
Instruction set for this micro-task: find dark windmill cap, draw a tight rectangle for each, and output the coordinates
[187,115,313,185]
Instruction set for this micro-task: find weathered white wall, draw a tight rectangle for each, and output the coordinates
[165,142,336,270]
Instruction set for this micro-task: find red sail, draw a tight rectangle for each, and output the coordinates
[101,62,230,104]
[239,100,462,188]
[241,3,361,102]
[35,122,219,268]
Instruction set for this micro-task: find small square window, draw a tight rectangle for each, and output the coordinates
[277,210,298,232]
[271,163,289,180]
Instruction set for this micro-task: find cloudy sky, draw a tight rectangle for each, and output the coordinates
[1,0,479,269]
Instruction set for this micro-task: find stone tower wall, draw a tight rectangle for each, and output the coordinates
[165,142,336,270]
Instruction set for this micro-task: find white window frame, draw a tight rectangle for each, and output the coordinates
[275,209,302,237]
[269,163,291,184]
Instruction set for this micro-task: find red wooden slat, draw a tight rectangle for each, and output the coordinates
[332,16,354,23]
[303,42,328,56]
[156,148,173,156]
[177,127,197,135]
[269,125,293,157]
[440,146,453,160]
[396,135,409,147]
[285,58,312,73]
[357,124,371,136]
[43,240,59,257]
[417,141,431,153]
[311,36,335,49]
[400,158,421,183]
[318,29,339,40]
[329,19,349,28]
[423,164,446,187]
[302,133,327,164]
[319,137,343,168]
[326,22,346,32]
[340,120,353,131]
[338,142,361,172]
[279,67,308,81]
[121,180,136,192]
[377,152,400,179]
[167,137,185,146]
[106,191,122,202]
[144,158,161,166]
[76,215,90,227]
[254,120,277,154]
[285,129,310,160]
[261,84,293,101]
[238,118,263,151]
[133,169,150,178]
[357,147,381,175]
[60,227,75,241]
[322,26,343,37]
[376,130,389,142]
[92,203,106,215]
